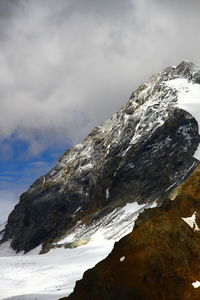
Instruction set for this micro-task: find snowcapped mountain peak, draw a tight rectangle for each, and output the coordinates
[0,61,200,300]
[1,62,200,255]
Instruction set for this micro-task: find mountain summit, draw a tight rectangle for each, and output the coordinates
[1,61,200,253]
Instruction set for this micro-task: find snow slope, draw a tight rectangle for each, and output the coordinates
[166,78,200,160]
[0,202,154,300]
[0,234,113,300]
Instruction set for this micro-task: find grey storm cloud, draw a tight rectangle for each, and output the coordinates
[0,0,199,155]
[0,0,20,19]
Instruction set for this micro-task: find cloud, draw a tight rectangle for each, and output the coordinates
[0,189,24,223]
[0,0,199,155]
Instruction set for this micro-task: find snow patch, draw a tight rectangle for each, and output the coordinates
[120,256,125,262]
[106,144,111,154]
[0,241,42,258]
[74,207,81,214]
[182,212,200,231]
[0,222,6,240]
[56,232,75,245]
[106,188,109,200]
[192,281,200,288]
[166,78,200,160]
[0,241,21,257]
[122,202,146,215]
[55,201,157,249]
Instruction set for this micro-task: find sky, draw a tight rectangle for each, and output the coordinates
[0,0,200,222]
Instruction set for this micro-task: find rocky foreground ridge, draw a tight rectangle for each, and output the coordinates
[63,164,200,300]
[1,61,200,253]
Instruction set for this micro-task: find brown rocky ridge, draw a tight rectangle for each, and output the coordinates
[63,164,200,300]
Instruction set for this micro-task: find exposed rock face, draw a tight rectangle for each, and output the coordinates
[1,61,200,252]
[65,165,200,300]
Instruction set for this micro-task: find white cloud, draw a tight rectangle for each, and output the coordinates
[0,0,199,155]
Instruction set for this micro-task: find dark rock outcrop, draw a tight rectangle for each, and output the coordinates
[1,61,200,252]
[65,165,200,300]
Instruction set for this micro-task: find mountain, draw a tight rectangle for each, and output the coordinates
[65,164,200,300]
[1,61,200,254]
[0,61,200,300]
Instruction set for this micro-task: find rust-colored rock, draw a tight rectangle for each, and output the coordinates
[64,165,200,300]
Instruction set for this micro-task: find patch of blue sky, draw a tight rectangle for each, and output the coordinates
[0,135,69,187]
[0,134,70,222]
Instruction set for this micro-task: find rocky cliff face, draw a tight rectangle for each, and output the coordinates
[65,164,200,300]
[1,61,200,253]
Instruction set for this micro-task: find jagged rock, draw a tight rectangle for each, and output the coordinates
[65,165,200,300]
[1,61,200,252]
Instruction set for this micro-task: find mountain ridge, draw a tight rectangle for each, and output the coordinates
[1,61,200,253]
